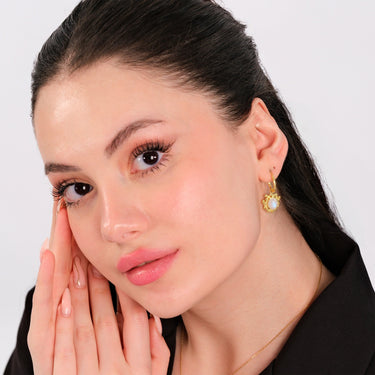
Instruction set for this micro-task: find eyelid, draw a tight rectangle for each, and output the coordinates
[129,139,174,176]
[52,179,76,200]
[131,139,174,159]
[51,178,93,208]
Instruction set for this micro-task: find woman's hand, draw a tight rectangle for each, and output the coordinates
[27,205,170,375]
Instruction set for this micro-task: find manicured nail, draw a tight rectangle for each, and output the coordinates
[61,288,72,317]
[39,238,49,263]
[73,257,86,288]
[56,199,65,212]
[91,264,104,279]
[56,200,66,219]
[153,315,163,335]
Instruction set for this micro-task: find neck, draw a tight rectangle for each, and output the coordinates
[176,209,334,375]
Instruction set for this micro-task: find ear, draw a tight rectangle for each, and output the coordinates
[247,98,288,182]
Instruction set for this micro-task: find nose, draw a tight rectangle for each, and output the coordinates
[100,190,149,244]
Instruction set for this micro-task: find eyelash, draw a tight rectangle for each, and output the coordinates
[51,139,174,207]
[131,140,173,176]
[52,179,78,208]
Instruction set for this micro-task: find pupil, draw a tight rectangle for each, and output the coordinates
[75,183,90,195]
[143,151,159,165]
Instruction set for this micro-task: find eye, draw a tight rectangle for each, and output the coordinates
[65,183,93,203]
[131,140,173,175]
[53,181,93,207]
[134,150,163,171]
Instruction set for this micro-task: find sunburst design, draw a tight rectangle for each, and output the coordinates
[262,192,281,213]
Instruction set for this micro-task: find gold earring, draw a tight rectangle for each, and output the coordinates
[262,173,281,213]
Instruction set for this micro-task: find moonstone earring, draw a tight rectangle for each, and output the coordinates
[262,173,281,213]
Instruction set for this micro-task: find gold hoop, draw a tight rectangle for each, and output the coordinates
[262,173,281,213]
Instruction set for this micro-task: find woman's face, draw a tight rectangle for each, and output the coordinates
[35,61,262,317]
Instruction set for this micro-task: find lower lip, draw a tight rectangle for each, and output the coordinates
[125,251,178,286]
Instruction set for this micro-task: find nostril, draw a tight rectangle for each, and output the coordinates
[100,200,149,243]
[101,221,141,243]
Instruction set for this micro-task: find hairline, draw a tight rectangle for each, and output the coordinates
[32,56,248,129]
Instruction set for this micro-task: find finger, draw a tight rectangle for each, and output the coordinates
[39,237,49,263]
[53,288,76,375]
[88,265,125,371]
[51,206,73,308]
[116,288,152,372]
[28,249,55,375]
[149,316,170,375]
[116,292,124,347]
[70,258,99,374]
[49,199,58,248]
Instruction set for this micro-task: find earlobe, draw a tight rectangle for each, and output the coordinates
[248,98,288,182]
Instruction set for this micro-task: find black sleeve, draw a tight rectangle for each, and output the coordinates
[365,352,375,374]
[4,288,35,375]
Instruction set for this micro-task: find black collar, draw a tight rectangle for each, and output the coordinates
[162,229,375,375]
[261,231,375,374]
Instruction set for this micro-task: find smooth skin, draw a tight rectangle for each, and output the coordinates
[31,60,335,374]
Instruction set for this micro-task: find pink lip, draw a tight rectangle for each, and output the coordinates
[117,248,179,286]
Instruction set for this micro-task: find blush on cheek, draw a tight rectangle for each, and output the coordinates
[66,212,96,262]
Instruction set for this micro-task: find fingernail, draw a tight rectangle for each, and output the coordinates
[61,288,72,317]
[73,257,86,288]
[91,264,104,279]
[57,199,64,213]
[56,199,66,218]
[154,315,163,335]
[39,238,49,263]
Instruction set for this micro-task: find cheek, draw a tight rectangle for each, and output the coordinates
[158,149,261,260]
[67,211,100,264]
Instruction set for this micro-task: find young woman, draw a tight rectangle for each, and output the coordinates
[5,0,375,374]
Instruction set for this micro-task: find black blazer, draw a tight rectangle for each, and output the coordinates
[5,229,375,375]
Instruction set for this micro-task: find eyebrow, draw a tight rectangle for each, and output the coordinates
[44,118,164,175]
[105,119,164,157]
[45,163,81,175]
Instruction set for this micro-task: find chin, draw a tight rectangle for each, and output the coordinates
[149,305,191,319]
[142,292,196,319]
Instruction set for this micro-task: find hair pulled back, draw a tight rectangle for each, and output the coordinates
[31,0,342,267]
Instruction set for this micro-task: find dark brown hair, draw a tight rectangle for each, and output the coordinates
[31,0,343,264]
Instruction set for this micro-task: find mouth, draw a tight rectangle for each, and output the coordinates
[117,248,179,286]
[130,259,156,270]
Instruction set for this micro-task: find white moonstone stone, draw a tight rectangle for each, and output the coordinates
[268,198,278,211]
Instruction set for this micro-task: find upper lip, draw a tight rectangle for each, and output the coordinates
[117,247,178,273]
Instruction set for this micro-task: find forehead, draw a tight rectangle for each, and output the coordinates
[34,61,217,129]
[33,61,230,161]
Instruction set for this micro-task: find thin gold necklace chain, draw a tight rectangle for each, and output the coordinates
[179,255,323,375]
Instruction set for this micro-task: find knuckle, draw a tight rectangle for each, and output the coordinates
[27,332,53,362]
[95,315,117,331]
[27,332,36,352]
[75,324,95,343]
[57,346,75,361]
[55,327,65,336]
[104,365,124,375]
[131,309,148,326]
[161,343,171,358]
[27,328,48,353]
[91,284,109,297]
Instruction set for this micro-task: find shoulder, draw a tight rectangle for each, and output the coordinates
[365,352,375,374]
[262,230,375,374]
[4,287,34,375]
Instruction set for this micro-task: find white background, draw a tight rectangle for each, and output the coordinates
[1,0,374,370]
